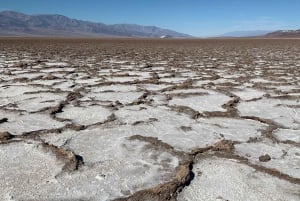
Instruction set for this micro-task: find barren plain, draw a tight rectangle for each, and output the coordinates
[0,38,299,201]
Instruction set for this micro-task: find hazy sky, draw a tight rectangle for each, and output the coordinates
[1,0,299,36]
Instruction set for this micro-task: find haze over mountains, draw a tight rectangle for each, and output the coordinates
[0,11,191,38]
[218,30,273,37]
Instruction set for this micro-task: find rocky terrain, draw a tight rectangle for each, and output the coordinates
[0,38,299,201]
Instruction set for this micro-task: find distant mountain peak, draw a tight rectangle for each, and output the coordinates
[0,11,192,38]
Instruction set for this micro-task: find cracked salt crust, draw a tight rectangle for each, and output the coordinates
[178,157,300,201]
[1,39,300,200]
[36,127,179,200]
[115,106,266,151]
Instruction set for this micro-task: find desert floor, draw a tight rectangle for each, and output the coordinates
[0,38,299,201]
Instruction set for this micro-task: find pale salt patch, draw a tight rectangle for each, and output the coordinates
[115,106,265,151]
[210,78,234,84]
[5,92,67,112]
[45,62,68,67]
[178,157,300,201]
[157,72,174,77]
[154,61,168,65]
[84,91,143,104]
[91,84,137,92]
[74,78,101,85]
[0,85,45,98]
[196,117,267,142]
[159,77,189,84]
[106,76,138,83]
[180,72,198,77]
[137,84,171,91]
[273,85,300,92]
[49,72,66,79]
[98,69,121,73]
[0,86,56,108]
[149,66,165,71]
[238,98,300,129]
[32,79,63,86]
[222,62,236,66]
[250,78,280,83]
[0,111,65,135]
[232,88,266,101]
[0,141,64,201]
[222,73,244,79]
[13,72,45,79]
[235,141,300,179]
[169,91,231,113]
[273,129,300,143]
[109,60,130,64]
[41,131,77,147]
[41,67,75,73]
[11,70,30,74]
[56,105,112,126]
[165,88,208,95]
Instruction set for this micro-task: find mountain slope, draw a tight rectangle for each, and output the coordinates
[265,29,300,38]
[0,11,191,38]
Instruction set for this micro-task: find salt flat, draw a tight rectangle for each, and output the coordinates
[0,38,299,201]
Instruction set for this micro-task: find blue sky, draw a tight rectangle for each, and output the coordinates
[0,0,299,36]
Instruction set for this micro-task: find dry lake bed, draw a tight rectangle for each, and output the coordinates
[0,38,299,201]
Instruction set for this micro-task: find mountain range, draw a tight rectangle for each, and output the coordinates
[265,29,300,37]
[0,11,299,38]
[0,11,191,38]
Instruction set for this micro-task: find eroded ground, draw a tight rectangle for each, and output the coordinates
[0,38,299,201]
